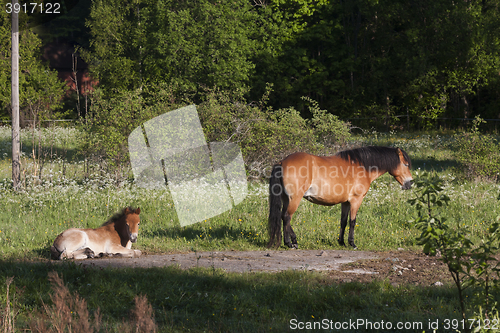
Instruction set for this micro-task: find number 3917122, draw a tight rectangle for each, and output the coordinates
[5,2,61,14]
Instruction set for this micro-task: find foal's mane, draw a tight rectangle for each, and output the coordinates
[101,206,136,227]
[336,146,411,172]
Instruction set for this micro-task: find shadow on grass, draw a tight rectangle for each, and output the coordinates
[142,225,268,247]
[410,158,460,173]
[0,137,82,162]
[0,259,462,332]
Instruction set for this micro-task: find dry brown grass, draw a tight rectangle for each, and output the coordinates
[29,271,102,333]
[129,295,157,333]
[0,272,157,333]
[1,277,15,333]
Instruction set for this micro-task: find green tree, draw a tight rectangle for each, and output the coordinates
[0,6,67,122]
[83,0,258,99]
[256,0,500,128]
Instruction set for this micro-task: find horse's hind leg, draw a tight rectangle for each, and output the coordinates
[50,246,62,260]
[347,198,363,249]
[338,202,350,247]
[283,194,300,249]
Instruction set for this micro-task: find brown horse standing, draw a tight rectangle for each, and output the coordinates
[268,146,412,249]
[51,207,142,260]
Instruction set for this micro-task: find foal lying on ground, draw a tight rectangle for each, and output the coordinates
[51,207,142,260]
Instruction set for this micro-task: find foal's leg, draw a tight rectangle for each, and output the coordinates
[71,248,95,260]
[338,202,350,247]
[107,244,141,258]
[283,194,300,249]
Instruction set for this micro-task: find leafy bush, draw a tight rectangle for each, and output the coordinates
[453,116,500,181]
[303,96,351,149]
[82,84,352,180]
[80,85,182,181]
[198,87,318,177]
[409,171,500,323]
[198,87,351,178]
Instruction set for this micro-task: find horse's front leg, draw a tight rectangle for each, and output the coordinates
[338,202,350,247]
[71,247,95,260]
[347,217,357,249]
[107,244,141,258]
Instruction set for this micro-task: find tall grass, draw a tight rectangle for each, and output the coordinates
[0,127,499,331]
[0,128,498,257]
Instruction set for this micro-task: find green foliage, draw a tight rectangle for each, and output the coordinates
[80,81,351,180]
[0,9,67,121]
[81,89,141,171]
[409,171,500,322]
[83,0,258,98]
[453,116,500,181]
[466,218,500,322]
[197,86,319,175]
[408,172,453,256]
[303,96,351,148]
[259,0,500,127]
[197,87,353,177]
[80,84,183,175]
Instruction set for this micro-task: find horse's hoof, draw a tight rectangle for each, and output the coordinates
[338,240,346,247]
[292,244,298,249]
[349,243,358,250]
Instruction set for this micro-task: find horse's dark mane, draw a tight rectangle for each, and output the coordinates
[101,206,135,226]
[336,146,411,172]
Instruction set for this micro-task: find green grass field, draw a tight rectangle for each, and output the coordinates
[0,127,499,332]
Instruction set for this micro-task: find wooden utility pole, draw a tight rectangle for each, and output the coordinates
[11,0,20,190]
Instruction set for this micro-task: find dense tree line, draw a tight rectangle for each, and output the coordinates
[1,0,499,130]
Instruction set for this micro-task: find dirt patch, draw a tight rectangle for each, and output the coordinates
[72,249,452,286]
[329,250,451,286]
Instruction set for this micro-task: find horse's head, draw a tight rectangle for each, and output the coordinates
[390,148,413,190]
[124,207,141,243]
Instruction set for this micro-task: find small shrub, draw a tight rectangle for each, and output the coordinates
[80,85,182,182]
[453,116,500,181]
[198,87,319,177]
[409,172,500,323]
[303,96,352,149]
[198,88,351,178]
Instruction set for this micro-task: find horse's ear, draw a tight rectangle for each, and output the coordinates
[124,207,131,214]
[396,147,403,158]
[135,207,141,214]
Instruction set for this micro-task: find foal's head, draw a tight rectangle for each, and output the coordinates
[390,148,413,190]
[123,207,141,243]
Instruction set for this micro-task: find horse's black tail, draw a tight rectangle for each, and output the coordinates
[268,164,284,248]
